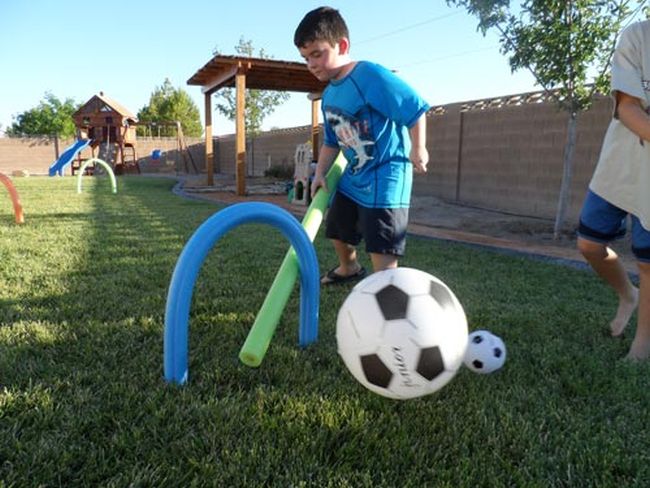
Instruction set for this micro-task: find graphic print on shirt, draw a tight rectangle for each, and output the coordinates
[325,109,374,173]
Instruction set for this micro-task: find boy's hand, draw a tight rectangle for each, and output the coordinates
[310,172,328,198]
[410,146,429,174]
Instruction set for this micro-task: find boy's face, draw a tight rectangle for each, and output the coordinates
[298,39,349,82]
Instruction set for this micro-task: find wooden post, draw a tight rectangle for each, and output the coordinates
[236,70,246,196]
[310,97,321,160]
[204,93,214,186]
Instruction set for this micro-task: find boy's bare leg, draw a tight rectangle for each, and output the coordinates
[626,262,650,361]
[326,239,362,279]
[370,252,398,273]
[577,237,639,336]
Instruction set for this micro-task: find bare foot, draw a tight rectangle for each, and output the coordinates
[624,344,650,362]
[610,287,639,337]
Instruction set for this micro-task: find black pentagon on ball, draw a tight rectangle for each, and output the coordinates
[360,354,393,388]
[472,359,484,369]
[375,284,409,320]
[416,346,445,380]
[494,347,503,358]
[472,334,484,344]
[429,280,455,309]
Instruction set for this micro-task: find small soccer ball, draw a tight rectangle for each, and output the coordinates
[336,267,468,400]
[463,330,506,374]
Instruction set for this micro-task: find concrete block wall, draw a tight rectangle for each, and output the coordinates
[136,137,205,173]
[0,136,70,175]
[413,103,465,202]
[0,136,205,176]
[214,126,312,176]
[451,96,609,221]
[0,90,615,224]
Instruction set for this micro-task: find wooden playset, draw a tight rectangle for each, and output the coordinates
[71,92,140,175]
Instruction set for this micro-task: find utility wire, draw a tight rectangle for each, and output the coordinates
[355,11,461,45]
[393,45,499,70]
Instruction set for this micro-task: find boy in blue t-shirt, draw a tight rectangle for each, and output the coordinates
[294,6,430,284]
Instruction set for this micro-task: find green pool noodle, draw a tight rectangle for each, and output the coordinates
[239,152,347,367]
[76,158,117,194]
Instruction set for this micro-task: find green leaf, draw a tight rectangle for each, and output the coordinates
[213,38,291,136]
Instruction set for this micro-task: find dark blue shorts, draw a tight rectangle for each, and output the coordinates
[325,191,409,256]
[578,189,650,262]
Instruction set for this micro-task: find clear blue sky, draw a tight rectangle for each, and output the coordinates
[0,0,541,136]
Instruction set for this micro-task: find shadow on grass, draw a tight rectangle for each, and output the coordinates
[3,176,650,486]
[0,176,321,387]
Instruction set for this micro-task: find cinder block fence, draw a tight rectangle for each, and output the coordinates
[0,90,611,223]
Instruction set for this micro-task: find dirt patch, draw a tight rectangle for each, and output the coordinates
[409,195,576,246]
[177,174,636,270]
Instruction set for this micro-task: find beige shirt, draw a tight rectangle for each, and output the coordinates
[590,20,650,229]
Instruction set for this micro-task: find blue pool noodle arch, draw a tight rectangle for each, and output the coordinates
[164,202,320,385]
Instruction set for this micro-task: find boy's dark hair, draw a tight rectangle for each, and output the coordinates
[294,6,349,48]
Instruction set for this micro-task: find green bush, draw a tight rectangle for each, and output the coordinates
[264,163,294,179]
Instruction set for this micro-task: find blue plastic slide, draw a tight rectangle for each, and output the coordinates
[48,139,91,176]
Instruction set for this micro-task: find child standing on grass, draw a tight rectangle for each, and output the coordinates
[577,20,650,361]
[294,6,430,285]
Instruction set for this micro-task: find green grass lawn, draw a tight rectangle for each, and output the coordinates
[1,175,649,487]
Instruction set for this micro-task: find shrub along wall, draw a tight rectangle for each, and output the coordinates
[213,126,313,177]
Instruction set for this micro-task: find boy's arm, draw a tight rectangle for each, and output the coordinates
[310,144,340,198]
[616,91,650,141]
[408,113,429,174]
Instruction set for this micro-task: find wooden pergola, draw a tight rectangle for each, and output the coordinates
[187,55,327,195]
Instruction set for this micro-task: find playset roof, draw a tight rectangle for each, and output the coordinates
[73,92,138,123]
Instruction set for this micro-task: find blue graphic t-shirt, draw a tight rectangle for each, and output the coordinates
[322,61,430,208]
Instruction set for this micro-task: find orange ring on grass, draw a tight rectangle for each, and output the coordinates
[0,172,25,224]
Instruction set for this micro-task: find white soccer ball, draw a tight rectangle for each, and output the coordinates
[336,267,468,400]
[463,330,506,374]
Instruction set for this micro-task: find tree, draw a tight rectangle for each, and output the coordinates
[137,79,202,137]
[212,37,291,135]
[446,0,647,238]
[6,92,79,138]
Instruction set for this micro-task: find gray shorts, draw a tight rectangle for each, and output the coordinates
[325,191,409,256]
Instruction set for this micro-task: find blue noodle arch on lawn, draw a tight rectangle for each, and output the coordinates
[164,202,320,385]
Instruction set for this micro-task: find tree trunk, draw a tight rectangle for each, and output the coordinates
[553,112,578,239]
